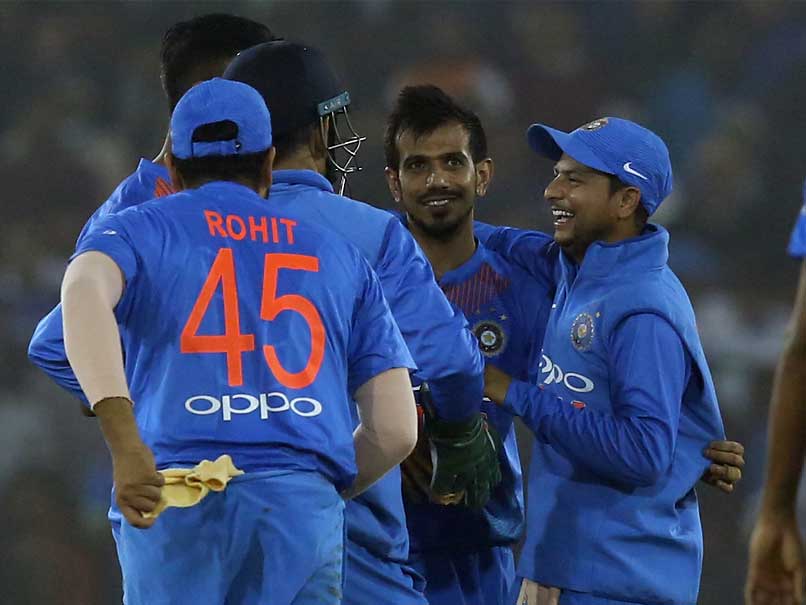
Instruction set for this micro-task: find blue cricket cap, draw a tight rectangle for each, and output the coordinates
[527,117,673,215]
[171,78,272,160]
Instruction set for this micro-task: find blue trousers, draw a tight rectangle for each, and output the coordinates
[410,545,516,605]
[112,470,344,605]
[341,539,427,605]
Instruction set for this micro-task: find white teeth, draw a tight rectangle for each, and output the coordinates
[552,208,574,218]
[425,199,451,207]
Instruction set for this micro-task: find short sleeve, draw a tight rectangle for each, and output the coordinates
[347,256,416,396]
[73,214,140,285]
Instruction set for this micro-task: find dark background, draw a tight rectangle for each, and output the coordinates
[2,2,804,603]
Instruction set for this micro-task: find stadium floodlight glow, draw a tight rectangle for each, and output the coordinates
[318,92,366,195]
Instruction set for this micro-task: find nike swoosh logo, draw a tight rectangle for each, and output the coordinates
[623,162,649,181]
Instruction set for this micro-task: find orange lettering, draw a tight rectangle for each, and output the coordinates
[271,217,280,243]
[204,211,227,238]
[249,216,268,243]
[227,215,247,240]
[280,218,297,245]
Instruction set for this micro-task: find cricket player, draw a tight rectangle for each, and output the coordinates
[745,184,806,604]
[29,13,275,402]
[223,41,501,605]
[62,77,418,604]
[383,84,551,605]
[482,117,726,605]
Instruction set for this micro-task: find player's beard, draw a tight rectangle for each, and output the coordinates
[408,203,474,242]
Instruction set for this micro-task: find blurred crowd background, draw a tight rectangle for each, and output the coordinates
[2,1,805,603]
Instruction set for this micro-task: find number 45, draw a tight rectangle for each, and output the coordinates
[180,248,325,389]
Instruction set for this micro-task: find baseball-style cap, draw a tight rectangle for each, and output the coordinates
[527,117,673,215]
[171,77,272,159]
[223,40,349,137]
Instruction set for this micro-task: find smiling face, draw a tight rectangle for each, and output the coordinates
[545,153,640,262]
[386,122,490,240]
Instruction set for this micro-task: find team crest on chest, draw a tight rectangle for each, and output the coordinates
[570,312,595,351]
[473,320,507,357]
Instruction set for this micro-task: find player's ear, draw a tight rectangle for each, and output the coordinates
[384,167,403,204]
[475,158,494,197]
[165,151,186,192]
[616,186,641,220]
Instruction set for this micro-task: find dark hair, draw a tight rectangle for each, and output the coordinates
[172,120,271,188]
[607,173,649,226]
[272,123,319,164]
[384,85,488,170]
[160,14,275,112]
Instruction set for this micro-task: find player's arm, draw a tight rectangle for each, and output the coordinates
[28,304,92,410]
[343,368,417,500]
[487,314,695,488]
[377,219,502,508]
[474,221,559,288]
[28,202,126,411]
[62,249,163,528]
[340,253,418,500]
[746,260,806,605]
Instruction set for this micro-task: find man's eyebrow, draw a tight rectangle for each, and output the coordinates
[554,165,597,176]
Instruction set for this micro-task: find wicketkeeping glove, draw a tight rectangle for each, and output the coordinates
[419,383,503,510]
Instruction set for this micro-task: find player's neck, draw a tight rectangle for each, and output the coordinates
[273,148,327,177]
[409,218,476,280]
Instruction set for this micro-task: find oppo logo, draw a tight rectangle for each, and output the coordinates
[540,355,595,393]
[185,392,323,421]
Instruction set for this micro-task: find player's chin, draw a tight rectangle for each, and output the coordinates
[553,228,574,247]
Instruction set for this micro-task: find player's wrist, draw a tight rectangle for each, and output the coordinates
[758,496,798,521]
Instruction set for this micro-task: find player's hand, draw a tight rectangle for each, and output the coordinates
[702,440,744,493]
[517,579,560,605]
[112,444,164,529]
[427,411,503,510]
[746,512,805,605]
[484,364,512,405]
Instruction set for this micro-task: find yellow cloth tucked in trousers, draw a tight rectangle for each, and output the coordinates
[143,454,244,519]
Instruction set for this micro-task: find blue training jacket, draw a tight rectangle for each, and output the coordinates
[483,224,725,605]
[267,170,483,562]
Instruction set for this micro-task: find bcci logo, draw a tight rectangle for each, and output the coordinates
[570,312,595,351]
[581,118,608,131]
[473,320,506,357]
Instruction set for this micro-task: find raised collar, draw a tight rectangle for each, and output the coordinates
[272,169,334,193]
[559,224,670,283]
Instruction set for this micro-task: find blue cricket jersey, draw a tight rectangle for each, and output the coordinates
[268,170,484,563]
[788,180,806,257]
[29,159,174,402]
[75,181,414,491]
[401,227,553,553]
[497,225,725,604]
[29,166,483,564]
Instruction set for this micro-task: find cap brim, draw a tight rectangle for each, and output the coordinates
[526,123,612,175]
